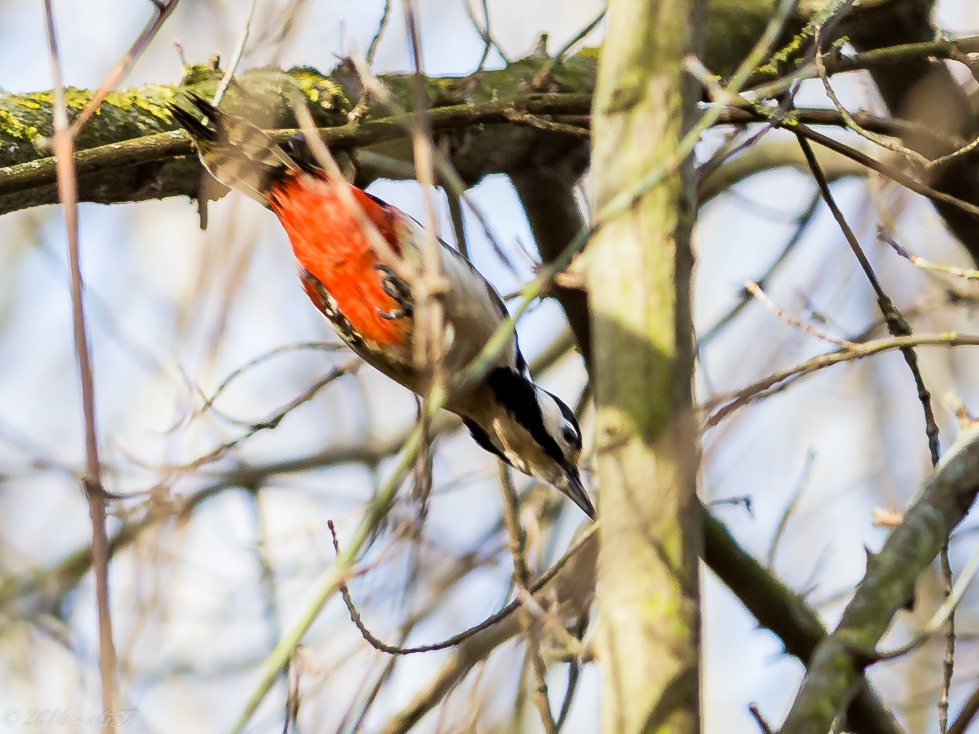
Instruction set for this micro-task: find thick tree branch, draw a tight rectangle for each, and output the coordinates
[777,423,979,734]
[842,0,979,260]
[509,168,591,362]
[0,61,593,216]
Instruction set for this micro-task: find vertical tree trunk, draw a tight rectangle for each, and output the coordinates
[589,0,703,731]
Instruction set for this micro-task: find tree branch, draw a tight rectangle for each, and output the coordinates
[777,423,979,734]
[702,507,902,734]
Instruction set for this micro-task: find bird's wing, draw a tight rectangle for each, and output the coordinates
[383,205,522,377]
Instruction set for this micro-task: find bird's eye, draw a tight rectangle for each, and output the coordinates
[561,425,578,447]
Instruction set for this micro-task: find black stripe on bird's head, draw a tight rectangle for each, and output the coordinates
[485,367,564,462]
[483,366,594,518]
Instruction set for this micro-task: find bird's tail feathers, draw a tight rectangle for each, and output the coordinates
[168,94,300,205]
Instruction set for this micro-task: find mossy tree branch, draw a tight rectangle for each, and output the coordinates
[0,59,595,216]
[0,0,961,224]
[777,424,979,734]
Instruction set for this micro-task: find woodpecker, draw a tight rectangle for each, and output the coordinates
[169,95,595,519]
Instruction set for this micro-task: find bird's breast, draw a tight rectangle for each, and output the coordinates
[269,175,412,355]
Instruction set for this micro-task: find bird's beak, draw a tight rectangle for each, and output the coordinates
[558,463,596,520]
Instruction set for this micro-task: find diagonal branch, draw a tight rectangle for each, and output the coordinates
[776,423,979,734]
[702,507,902,734]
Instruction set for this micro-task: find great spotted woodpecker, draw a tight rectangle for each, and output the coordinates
[169,95,595,519]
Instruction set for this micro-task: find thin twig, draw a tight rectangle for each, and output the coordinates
[873,534,979,662]
[940,545,956,733]
[43,1,119,728]
[500,465,557,734]
[328,521,598,656]
[746,34,979,103]
[813,30,930,168]
[796,133,942,466]
[284,649,301,734]
[189,341,345,427]
[401,0,449,517]
[767,450,816,569]
[168,362,357,472]
[788,123,979,221]
[699,191,821,344]
[338,537,502,734]
[212,0,258,107]
[795,135,887,301]
[445,188,468,259]
[717,107,960,149]
[879,227,979,280]
[554,613,588,732]
[749,704,775,734]
[463,0,509,67]
[348,56,519,273]
[745,281,857,349]
[926,134,979,170]
[694,124,752,187]
[702,332,979,429]
[366,0,392,64]
[532,9,607,85]
[68,0,181,137]
[555,9,606,60]
[877,215,972,688]
[947,681,979,734]
[475,0,492,70]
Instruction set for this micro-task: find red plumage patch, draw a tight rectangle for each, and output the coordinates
[268,175,410,349]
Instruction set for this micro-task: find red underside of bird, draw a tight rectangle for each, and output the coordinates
[268,176,408,349]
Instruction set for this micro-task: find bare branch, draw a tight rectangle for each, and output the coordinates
[43,1,118,725]
[796,132,941,466]
[366,0,392,64]
[212,0,258,106]
[68,0,181,137]
[500,466,557,734]
[745,281,857,349]
[702,333,979,429]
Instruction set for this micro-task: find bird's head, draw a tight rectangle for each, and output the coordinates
[531,386,595,520]
[469,367,596,519]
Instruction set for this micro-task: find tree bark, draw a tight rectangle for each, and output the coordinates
[588,0,704,731]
